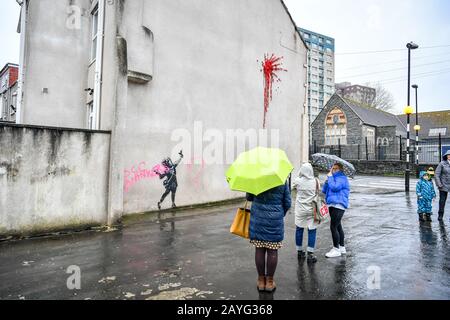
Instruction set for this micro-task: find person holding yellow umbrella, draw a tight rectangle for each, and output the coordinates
[226,147,293,293]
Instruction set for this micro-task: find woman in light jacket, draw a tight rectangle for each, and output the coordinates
[293,163,319,263]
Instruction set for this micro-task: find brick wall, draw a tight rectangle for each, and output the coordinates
[8,66,18,87]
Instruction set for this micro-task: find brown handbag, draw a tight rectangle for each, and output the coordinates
[230,201,251,239]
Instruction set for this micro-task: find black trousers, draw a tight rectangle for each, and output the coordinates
[329,207,345,248]
[439,191,448,216]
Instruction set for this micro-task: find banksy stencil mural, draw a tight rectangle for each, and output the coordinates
[260,54,287,129]
[155,150,184,210]
[123,150,208,211]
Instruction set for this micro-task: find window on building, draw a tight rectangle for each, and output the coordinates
[304,33,310,39]
[90,6,99,62]
[87,101,95,130]
[326,39,332,45]
[11,93,17,116]
[325,108,347,145]
[429,128,447,137]
[365,127,376,153]
[0,95,4,119]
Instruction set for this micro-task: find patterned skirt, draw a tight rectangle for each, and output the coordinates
[250,240,283,250]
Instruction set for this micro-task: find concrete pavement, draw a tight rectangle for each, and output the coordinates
[0,175,449,300]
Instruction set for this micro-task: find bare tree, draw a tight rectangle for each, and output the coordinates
[364,82,396,112]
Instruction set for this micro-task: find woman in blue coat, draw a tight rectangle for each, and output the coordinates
[322,162,350,258]
[246,181,291,293]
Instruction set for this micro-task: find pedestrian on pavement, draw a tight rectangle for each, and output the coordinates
[293,163,319,264]
[427,167,435,178]
[246,181,292,293]
[435,150,450,221]
[416,171,437,222]
[322,162,350,258]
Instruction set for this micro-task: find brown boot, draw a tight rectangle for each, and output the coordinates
[257,276,266,292]
[265,276,276,292]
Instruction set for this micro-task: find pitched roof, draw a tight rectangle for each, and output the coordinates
[327,94,407,135]
[279,0,309,50]
[397,111,450,139]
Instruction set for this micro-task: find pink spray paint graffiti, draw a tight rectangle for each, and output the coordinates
[123,162,168,193]
[185,157,206,189]
[123,157,207,194]
[260,54,287,129]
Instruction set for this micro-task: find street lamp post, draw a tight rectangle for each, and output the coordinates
[412,84,420,165]
[405,41,419,193]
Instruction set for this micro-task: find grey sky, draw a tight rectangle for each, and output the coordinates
[1,1,449,113]
[0,1,20,68]
[284,0,450,113]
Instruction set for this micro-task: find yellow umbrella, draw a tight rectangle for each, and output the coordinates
[226,147,293,196]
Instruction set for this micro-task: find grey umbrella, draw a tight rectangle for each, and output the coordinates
[311,153,356,178]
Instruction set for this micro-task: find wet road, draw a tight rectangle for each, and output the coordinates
[0,176,449,300]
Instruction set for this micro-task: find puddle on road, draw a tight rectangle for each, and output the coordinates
[145,287,200,300]
[145,287,215,300]
[158,282,182,291]
[98,276,117,284]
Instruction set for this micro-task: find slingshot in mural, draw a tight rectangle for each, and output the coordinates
[155,150,184,210]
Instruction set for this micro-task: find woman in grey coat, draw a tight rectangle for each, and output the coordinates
[435,150,450,221]
[293,163,319,263]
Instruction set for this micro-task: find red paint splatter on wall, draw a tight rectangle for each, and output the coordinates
[260,54,287,129]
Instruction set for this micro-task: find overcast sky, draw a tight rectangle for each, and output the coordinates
[0,1,20,69]
[284,0,450,113]
[1,0,449,113]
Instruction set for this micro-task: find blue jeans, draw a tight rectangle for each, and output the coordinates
[296,227,317,253]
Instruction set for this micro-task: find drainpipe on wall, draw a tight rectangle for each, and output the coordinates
[16,0,27,124]
[93,0,106,130]
[106,1,128,227]
[304,48,311,161]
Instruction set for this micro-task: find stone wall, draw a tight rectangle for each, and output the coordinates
[311,94,363,146]
[376,126,399,159]
[349,160,418,176]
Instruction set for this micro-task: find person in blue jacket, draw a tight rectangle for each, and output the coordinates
[416,171,437,222]
[322,162,350,258]
[246,181,291,293]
